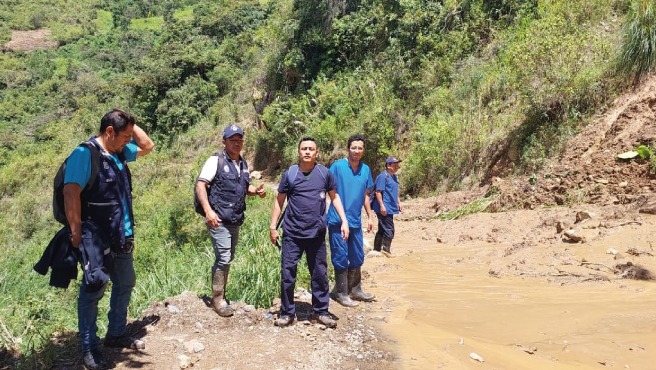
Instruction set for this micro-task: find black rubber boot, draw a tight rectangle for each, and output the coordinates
[348,267,375,302]
[330,269,358,307]
[373,233,383,252]
[382,237,393,256]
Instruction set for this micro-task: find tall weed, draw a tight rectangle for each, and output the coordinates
[617,0,656,84]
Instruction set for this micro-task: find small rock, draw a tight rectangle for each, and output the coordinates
[243,304,255,312]
[556,221,566,233]
[250,171,262,180]
[563,230,584,242]
[554,195,565,205]
[178,354,191,369]
[638,194,656,214]
[469,352,484,362]
[184,339,205,353]
[606,248,618,255]
[575,211,593,223]
[368,250,383,257]
[168,305,181,314]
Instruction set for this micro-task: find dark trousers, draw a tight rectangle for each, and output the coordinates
[280,235,330,316]
[376,213,395,240]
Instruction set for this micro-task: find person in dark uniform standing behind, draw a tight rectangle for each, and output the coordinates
[63,109,154,370]
[269,136,349,328]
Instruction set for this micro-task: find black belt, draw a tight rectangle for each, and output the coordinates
[113,236,134,254]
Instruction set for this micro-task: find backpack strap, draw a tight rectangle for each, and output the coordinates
[285,163,329,192]
[286,164,299,191]
[80,141,101,193]
[315,164,328,184]
[275,164,299,230]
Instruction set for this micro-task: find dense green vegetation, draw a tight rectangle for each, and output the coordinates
[1,0,655,366]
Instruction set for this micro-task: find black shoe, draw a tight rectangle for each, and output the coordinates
[104,334,145,349]
[83,350,107,370]
[274,315,294,327]
[91,347,107,367]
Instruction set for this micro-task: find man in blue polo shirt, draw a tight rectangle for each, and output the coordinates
[327,134,375,307]
[63,109,154,370]
[269,136,349,328]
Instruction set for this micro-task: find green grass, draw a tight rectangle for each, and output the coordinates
[95,10,113,33]
[130,16,164,31]
[174,6,195,22]
[129,6,195,31]
[0,185,308,367]
[617,0,656,83]
[436,197,494,221]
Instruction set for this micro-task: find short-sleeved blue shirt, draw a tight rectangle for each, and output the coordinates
[278,164,336,239]
[372,170,400,215]
[326,158,373,228]
[64,142,139,236]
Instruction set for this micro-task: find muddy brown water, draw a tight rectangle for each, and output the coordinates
[365,214,656,370]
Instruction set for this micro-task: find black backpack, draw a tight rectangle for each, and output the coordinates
[52,141,101,225]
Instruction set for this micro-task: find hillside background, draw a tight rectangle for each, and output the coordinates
[1,0,654,367]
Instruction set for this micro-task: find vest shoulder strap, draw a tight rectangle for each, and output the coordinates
[211,152,226,184]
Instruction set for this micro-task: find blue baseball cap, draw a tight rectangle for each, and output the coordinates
[223,124,244,138]
[386,156,402,165]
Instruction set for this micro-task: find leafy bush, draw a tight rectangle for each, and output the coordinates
[257,69,398,171]
[154,75,219,136]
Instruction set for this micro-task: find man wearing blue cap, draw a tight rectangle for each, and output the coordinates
[372,156,402,255]
[195,124,266,317]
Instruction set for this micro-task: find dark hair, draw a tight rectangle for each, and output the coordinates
[100,109,136,134]
[347,134,365,149]
[298,136,317,149]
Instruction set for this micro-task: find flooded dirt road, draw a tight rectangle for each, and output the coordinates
[364,204,656,370]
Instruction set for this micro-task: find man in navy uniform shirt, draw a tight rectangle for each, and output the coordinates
[269,136,349,328]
